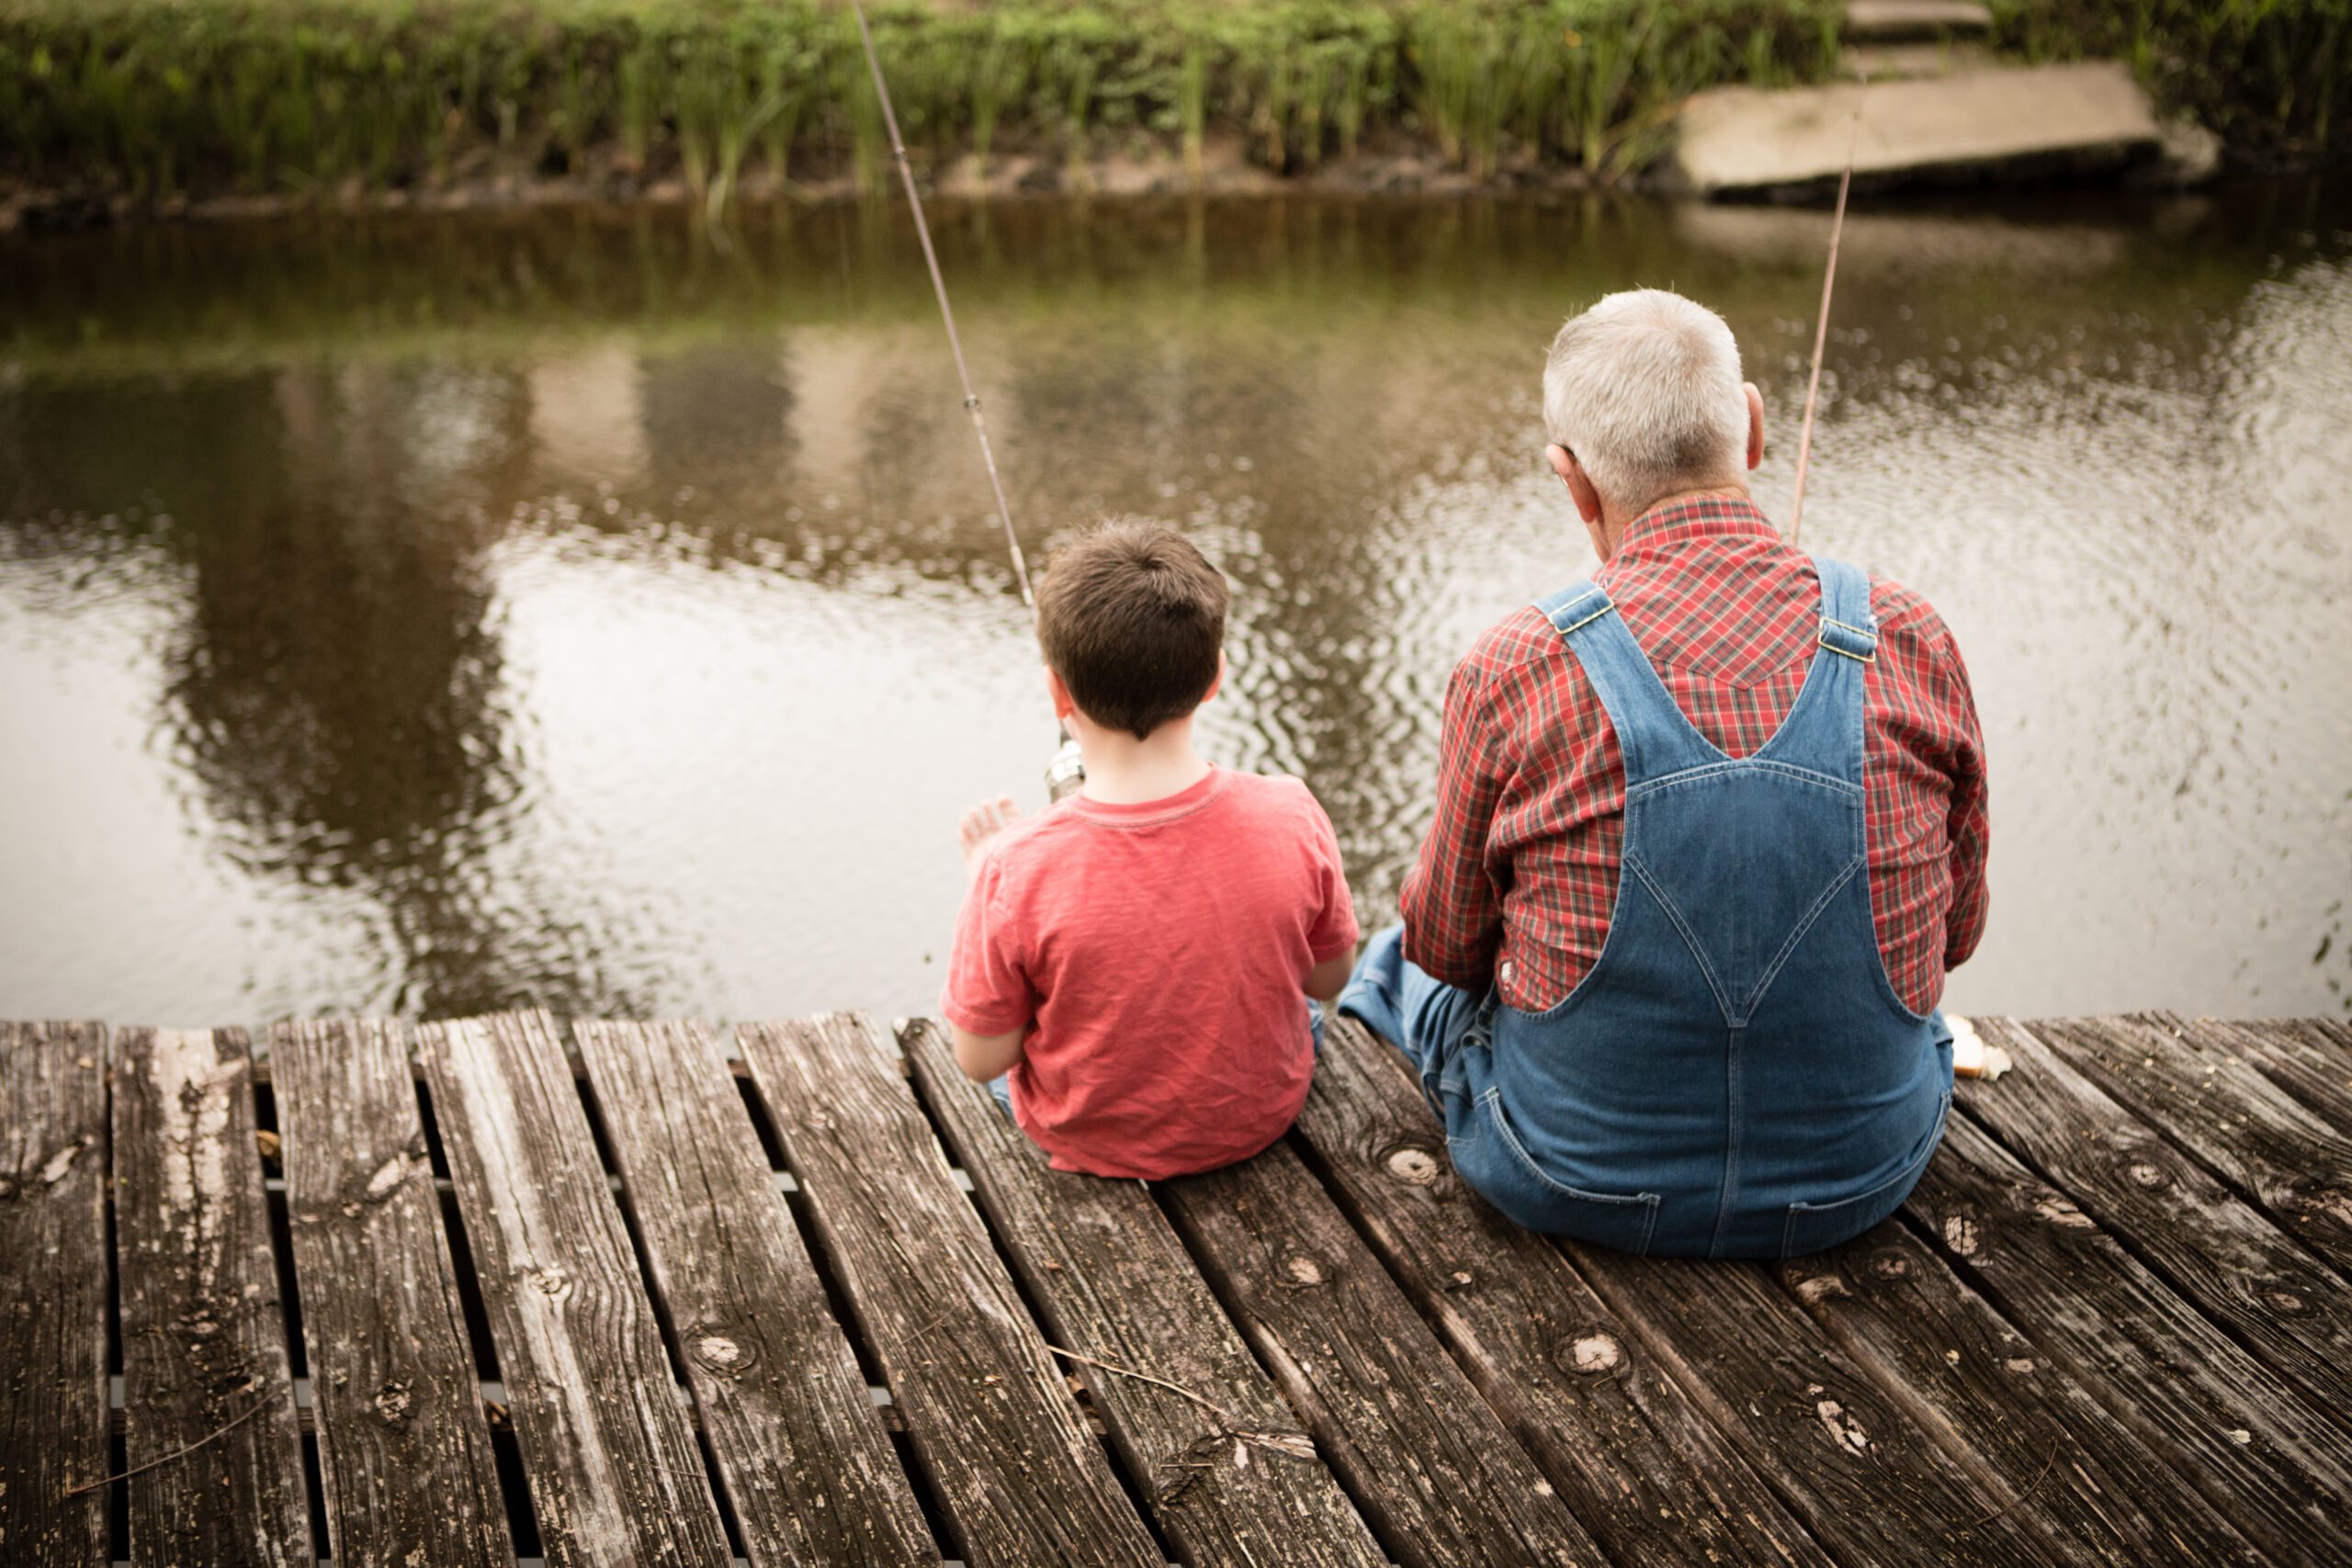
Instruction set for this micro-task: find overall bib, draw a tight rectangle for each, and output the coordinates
[1353,556,1952,1259]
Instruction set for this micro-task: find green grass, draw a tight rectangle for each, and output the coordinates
[2,0,2342,220]
[0,0,1843,211]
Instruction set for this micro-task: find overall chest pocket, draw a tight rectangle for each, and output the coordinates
[1780,1088,1952,1258]
[1470,1087,1663,1257]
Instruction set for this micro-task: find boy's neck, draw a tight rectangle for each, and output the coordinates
[1072,716,1212,806]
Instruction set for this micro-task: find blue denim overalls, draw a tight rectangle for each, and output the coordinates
[1343,556,1953,1258]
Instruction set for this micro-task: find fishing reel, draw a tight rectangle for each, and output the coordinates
[1045,737,1086,802]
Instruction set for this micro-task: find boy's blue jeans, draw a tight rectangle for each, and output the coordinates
[985,1001,1326,1121]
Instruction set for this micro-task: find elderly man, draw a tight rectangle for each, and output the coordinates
[1339,288,1987,1259]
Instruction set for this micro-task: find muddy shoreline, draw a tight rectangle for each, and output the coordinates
[2,138,1615,235]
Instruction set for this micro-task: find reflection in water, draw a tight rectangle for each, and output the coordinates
[1,187,2346,1023]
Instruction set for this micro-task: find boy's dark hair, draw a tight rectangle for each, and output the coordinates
[1036,521,1228,741]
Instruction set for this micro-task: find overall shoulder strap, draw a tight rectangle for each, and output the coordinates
[1754,555,1877,781]
[1534,581,1719,783]
[1813,556,1879,664]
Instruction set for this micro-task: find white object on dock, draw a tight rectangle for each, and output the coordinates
[1949,1014,2013,1080]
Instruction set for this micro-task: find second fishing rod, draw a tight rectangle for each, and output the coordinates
[854,0,1855,768]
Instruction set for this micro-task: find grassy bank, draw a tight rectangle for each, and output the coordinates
[1,0,2345,223]
[0,0,1841,215]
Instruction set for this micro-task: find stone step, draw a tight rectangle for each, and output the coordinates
[1841,40,1999,82]
[1844,1,1994,43]
[1671,60,2161,197]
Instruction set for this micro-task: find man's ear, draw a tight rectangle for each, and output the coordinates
[1744,381,1766,472]
[1547,442,1603,526]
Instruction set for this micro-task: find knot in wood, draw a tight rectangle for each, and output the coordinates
[40,1135,91,1186]
[2003,1358,2036,1374]
[373,1379,414,1426]
[1942,1214,1980,1256]
[363,1152,410,1201]
[1383,1143,1441,1186]
[694,1334,754,1374]
[526,1266,573,1300]
[1867,1249,1909,1280]
[1563,1333,1622,1375]
[1280,1254,1327,1288]
[2265,1289,2308,1315]
[2127,1160,2166,1188]
[1792,1273,1849,1304]
[1815,1399,1870,1454]
[2033,1195,2096,1229]
[2303,1183,2352,1227]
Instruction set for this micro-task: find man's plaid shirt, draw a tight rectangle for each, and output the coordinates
[1399,493,1989,1017]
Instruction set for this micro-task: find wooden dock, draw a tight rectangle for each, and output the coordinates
[4,1010,2347,1565]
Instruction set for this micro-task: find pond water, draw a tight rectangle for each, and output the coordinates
[3,186,2347,1026]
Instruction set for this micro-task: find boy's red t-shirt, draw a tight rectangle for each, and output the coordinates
[941,767,1358,1179]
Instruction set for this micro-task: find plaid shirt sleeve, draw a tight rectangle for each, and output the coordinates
[1399,654,1513,989]
[1929,619,1991,970]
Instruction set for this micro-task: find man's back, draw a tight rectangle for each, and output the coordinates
[944,768,1357,1179]
[1401,493,1988,1019]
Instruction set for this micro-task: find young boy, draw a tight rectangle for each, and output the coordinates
[942,521,1358,1179]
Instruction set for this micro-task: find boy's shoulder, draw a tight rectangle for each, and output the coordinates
[1197,769,1330,835]
[970,801,1080,886]
[987,771,1324,874]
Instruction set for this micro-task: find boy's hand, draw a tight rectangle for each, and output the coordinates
[958,795,1022,881]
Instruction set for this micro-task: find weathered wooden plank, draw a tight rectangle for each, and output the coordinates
[112,1027,311,1568]
[1958,1018,2352,1428]
[0,1021,110,1567]
[899,1020,1385,1568]
[415,1010,730,1568]
[272,1019,513,1568]
[1158,1144,1606,1566]
[2034,1013,2352,1277]
[2221,1017,2352,1140]
[571,1018,934,1568]
[1563,1242,2046,1565]
[736,1014,1162,1568]
[1908,1111,2352,1564]
[1290,1019,1829,1568]
[1779,1224,2261,1564]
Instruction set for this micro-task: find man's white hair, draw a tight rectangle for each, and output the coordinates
[1543,288,1748,514]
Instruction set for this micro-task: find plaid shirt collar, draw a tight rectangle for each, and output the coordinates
[1610,491,1781,563]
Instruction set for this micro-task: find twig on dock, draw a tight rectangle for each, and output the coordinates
[1960,1440,2061,1531]
[63,1393,270,1498]
[1045,1343,1232,1420]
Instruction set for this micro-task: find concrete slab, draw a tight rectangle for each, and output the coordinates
[1840,40,1997,82]
[1844,1,1993,41]
[1672,60,2160,196]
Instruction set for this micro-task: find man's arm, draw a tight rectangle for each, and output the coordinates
[1399,658,1511,988]
[1930,619,1990,970]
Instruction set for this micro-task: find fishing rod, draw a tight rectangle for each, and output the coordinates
[846,0,1085,801]
[1788,116,1859,547]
